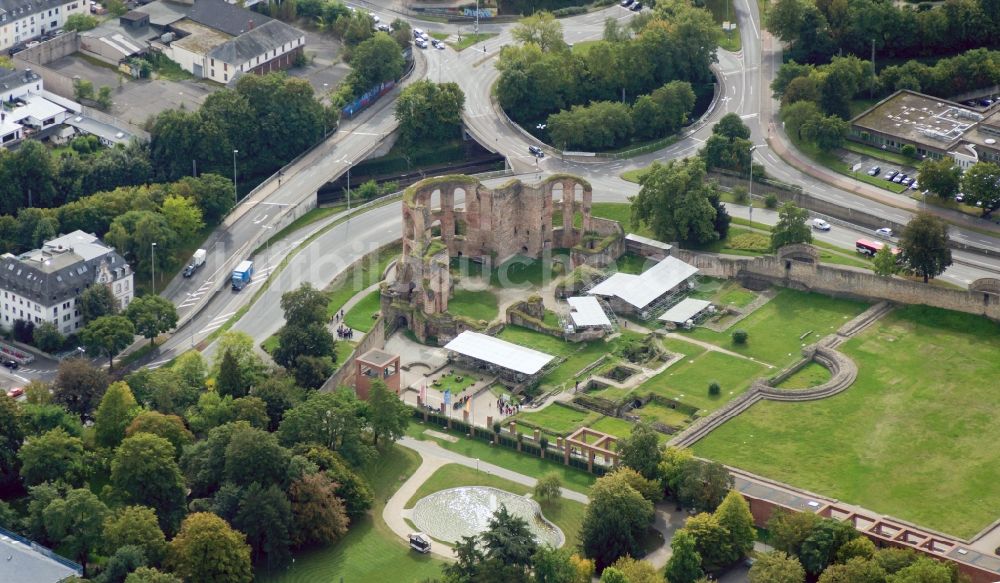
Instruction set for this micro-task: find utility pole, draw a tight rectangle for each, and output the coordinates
[748,145,757,229]
[475,0,479,34]
[151,242,157,291]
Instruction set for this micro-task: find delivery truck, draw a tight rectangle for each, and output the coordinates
[183,249,207,278]
[231,260,254,291]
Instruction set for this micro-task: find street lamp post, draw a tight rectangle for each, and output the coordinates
[262,225,274,268]
[475,0,479,34]
[748,145,758,229]
[150,242,157,291]
[346,160,353,210]
[232,149,239,206]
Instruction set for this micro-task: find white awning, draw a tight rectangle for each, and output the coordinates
[659,298,712,324]
[589,256,698,309]
[568,296,611,328]
[625,233,672,251]
[444,331,554,375]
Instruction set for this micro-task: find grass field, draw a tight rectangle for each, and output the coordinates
[690,278,758,309]
[516,403,600,435]
[633,401,695,428]
[404,464,588,549]
[776,362,832,390]
[588,416,637,439]
[261,446,442,582]
[431,371,477,394]
[448,32,496,51]
[344,290,381,332]
[405,423,597,494]
[496,326,646,390]
[637,350,769,415]
[686,288,868,368]
[449,289,499,322]
[694,306,1000,539]
[326,244,399,319]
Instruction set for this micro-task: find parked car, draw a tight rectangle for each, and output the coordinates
[901,177,913,186]
[415,38,428,48]
[875,227,894,239]
[420,32,430,41]
[528,145,544,158]
[630,1,643,9]
[376,23,391,32]
[867,165,881,176]
[811,218,831,231]
[369,11,379,22]
[3,360,18,370]
[909,181,919,190]
[892,174,904,183]
[981,98,994,107]
[413,28,424,39]
[621,0,634,5]
[956,193,965,203]
[6,387,23,399]
[885,169,899,180]
[431,39,445,49]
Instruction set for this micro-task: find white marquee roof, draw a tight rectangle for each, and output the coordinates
[444,331,554,375]
[659,298,712,324]
[568,296,611,328]
[625,233,672,251]
[588,256,698,310]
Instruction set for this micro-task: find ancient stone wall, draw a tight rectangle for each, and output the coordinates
[674,248,1000,321]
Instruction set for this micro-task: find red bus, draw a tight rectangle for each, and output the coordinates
[856,239,901,257]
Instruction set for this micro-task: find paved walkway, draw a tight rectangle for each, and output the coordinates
[383,435,590,560]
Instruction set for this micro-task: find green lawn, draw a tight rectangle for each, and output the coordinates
[516,403,600,435]
[570,39,601,55]
[694,306,1000,539]
[344,290,381,333]
[702,0,741,51]
[496,326,646,390]
[404,463,588,549]
[326,244,400,319]
[686,288,868,368]
[776,361,832,390]
[431,371,478,394]
[689,278,758,309]
[588,416,637,439]
[449,289,499,322]
[591,203,653,238]
[405,423,597,494]
[448,32,497,51]
[616,253,654,275]
[260,446,442,582]
[637,351,769,415]
[633,401,695,428]
[660,338,708,359]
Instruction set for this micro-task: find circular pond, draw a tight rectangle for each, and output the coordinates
[410,486,564,548]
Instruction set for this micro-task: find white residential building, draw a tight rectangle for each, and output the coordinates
[0,0,88,52]
[0,231,133,336]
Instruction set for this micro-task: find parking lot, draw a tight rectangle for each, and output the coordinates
[47,54,217,126]
[286,29,350,99]
[841,150,921,192]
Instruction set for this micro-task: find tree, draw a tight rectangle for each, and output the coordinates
[676,459,733,513]
[94,381,139,448]
[278,389,374,466]
[631,158,725,245]
[301,446,373,521]
[512,11,566,52]
[125,295,179,346]
[480,504,538,578]
[817,557,886,583]
[103,505,167,565]
[599,567,628,583]
[770,202,813,250]
[223,424,290,487]
[81,315,135,369]
[173,350,207,392]
[766,0,807,42]
[172,174,234,225]
[532,547,591,583]
[251,376,296,432]
[32,322,64,353]
[665,529,704,583]
[534,472,562,503]
[872,244,899,277]
[64,13,98,31]
[395,81,466,145]
[684,512,732,571]
[166,512,252,583]
[0,394,24,488]
[702,114,753,173]
[918,157,961,200]
[659,446,694,496]
[749,551,806,583]
[900,212,952,283]
[212,331,266,387]
[768,509,821,557]
[273,324,335,371]
[160,196,204,241]
[53,357,110,418]
[445,535,486,582]
[836,536,876,563]
[18,428,88,486]
[889,557,954,583]
[800,112,848,150]
[715,113,752,140]
[20,403,82,438]
[293,355,335,389]
[43,488,109,576]
[367,379,409,447]
[94,545,148,583]
[80,284,118,323]
[715,490,756,562]
[111,433,187,531]
[349,34,405,91]
[288,473,350,548]
[799,519,860,575]
[781,100,821,140]
[580,470,655,569]
[216,349,249,399]
[125,567,182,583]
[617,421,662,480]
[961,161,1000,217]
[125,411,194,458]
[607,556,657,583]
[233,482,293,569]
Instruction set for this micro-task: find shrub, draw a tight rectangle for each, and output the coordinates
[708,381,721,396]
[901,144,919,159]
[764,193,779,209]
[732,329,748,344]
[552,6,587,15]
[732,185,749,204]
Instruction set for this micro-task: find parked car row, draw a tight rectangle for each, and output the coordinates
[620,0,644,10]
[867,166,919,189]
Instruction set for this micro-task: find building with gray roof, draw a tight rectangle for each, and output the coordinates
[0,526,82,583]
[0,230,133,335]
[0,0,90,52]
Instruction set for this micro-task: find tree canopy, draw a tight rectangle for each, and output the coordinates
[900,212,952,283]
[631,158,731,245]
